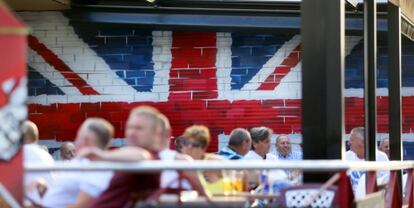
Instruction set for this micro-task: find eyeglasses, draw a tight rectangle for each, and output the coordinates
[181,139,203,148]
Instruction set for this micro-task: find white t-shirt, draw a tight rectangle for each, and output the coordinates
[41,157,113,207]
[345,150,389,198]
[24,144,56,204]
[243,150,278,160]
[24,144,55,184]
[243,150,288,183]
[159,149,191,189]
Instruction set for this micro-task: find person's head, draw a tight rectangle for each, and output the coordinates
[349,127,365,159]
[174,136,185,153]
[22,120,39,144]
[74,118,114,152]
[126,105,168,151]
[379,138,390,157]
[276,135,292,157]
[157,113,172,149]
[181,125,210,160]
[250,126,272,158]
[228,128,251,156]
[60,142,76,160]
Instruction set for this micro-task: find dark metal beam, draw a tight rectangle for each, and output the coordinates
[65,8,392,34]
[388,2,402,162]
[364,0,377,162]
[65,9,301,33]
[388,1,403,197]
[302,0,345,181]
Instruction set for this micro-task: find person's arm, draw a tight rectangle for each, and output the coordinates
[77,146,152,162]
[66,191,94,208]
[26,178,48,198]
[174,153,210,197]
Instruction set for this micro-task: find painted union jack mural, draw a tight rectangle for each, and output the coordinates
[20,12,414,155]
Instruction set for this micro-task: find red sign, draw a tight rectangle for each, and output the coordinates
[0,3,27,204]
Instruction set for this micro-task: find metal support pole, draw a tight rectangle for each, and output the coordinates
[302,0,345,181]
[363,0,377,162]
[388,1,403,199]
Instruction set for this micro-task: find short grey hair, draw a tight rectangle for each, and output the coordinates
[82,118,114,149]
[351,127,365,140]
[250,126,272,144]
[229,128,251,147]
[380,138,389,145]
[276,135,290,143]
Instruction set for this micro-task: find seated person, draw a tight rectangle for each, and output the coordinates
[40,118,115,208]
[60,142,76,161]
[274,135,302,160]
[23,120,55,205]
[243,126,277,161]
[156,121,207,196]
[378,138,390,158]
[81,106,208,206]
[243,127,288,192]
[218,128,251,160]
[274,135,303,183]
[174,136,184,153]
[181,125,225,195]
[345,127,389,199]
[82,106,167,207]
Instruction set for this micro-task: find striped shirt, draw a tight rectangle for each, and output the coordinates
[274,150,303,160]
[217,146,243,160]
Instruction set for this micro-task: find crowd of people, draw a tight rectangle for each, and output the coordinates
[22,105,392,207]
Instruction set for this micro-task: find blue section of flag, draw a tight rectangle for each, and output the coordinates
[72,26,155,92]
[345,38,414,88]
[28,67,64,96]
[230,34,294,90]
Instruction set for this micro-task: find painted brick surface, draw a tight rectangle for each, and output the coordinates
[20,11,414,155]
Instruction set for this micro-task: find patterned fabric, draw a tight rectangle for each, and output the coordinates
[275,150,303,160]
[217,146,243,160]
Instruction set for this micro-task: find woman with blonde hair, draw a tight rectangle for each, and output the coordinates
[180,125,225,195]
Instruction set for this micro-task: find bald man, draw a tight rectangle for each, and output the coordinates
[23,121,55,204]
[22,120,39,144]
[60,142,76,160]
[378,138,390,158]
[274,135,302,160]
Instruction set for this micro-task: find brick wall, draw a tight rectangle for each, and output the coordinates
[20,11,414,156]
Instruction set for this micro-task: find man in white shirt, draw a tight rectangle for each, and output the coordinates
[344,127,389,198]
[243,127,278,161]
[23,121,55,184]
[41,118,114,208]
[274,135,302,161]
[378,138,390,158]
[23,120,55,205]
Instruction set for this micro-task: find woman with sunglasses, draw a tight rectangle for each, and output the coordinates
[180,125,225,195]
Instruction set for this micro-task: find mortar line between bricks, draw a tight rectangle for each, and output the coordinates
[28,35,100,95]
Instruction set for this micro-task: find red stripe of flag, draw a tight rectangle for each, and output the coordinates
[258,44,301,90]
[169,32,218,101]
[28,35,99,95]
